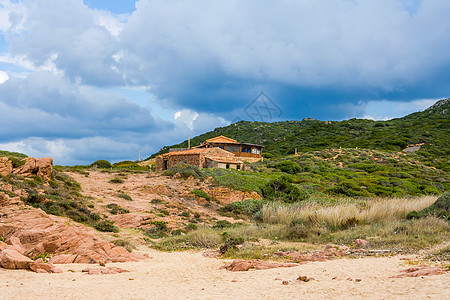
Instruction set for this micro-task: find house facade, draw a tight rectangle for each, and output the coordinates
[194,135,263,162]
[155,147,243,171]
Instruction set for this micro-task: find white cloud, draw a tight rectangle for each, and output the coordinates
[363,98,439,120]
[0,71,8,83]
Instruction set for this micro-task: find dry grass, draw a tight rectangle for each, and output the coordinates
[262,196,437,229]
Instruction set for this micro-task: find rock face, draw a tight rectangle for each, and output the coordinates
[0,193,143,272]
[0,157,13,177]
[0,248,33,270]
[12,157,53,181]
[0,156,53,181]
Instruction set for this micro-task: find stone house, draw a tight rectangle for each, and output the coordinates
[155,147,243,171]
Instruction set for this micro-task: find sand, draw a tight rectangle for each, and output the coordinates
[1,249,449,300]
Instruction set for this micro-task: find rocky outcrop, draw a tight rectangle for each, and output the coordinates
[391,265,448,278]
[0,157,13,177]
[0,248,33,269]
[0,156,53,181]
[221,259,298,272]
[12,157,53,181]
[0,193,143,272]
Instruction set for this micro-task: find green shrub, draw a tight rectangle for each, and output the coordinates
[276,160,301,174]
[109,177,124,184]
[219,237,244,254]
[145,221,169,238]
[106,203,130,215]
[94,220,119,233]
[112,239,135,252]
[327,181,371,197]
[213,220,233,229]
[406,210,420,220]
[262,178,308,203]
[163,163,205,179]
[190,189,211,201]
[117,193,133,201]
[90,160,112,168]
[180,211,190,217]
[8,156,26,168]
[186,223,198,231]
[220,199,264,217]
[416,191,450,220]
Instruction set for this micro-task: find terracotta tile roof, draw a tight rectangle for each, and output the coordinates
[204,135,238,144]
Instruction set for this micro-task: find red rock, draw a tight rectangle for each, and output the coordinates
[29,258,62,274]
[0,241,7,251]
[82,267,130,275]
[12,157,53,181]
[391,265,447,278]
[0,249,33,269]
[36,269,48,273]
[0,157,13,177]
[0,193,143,268]
[221,259,298,272]
[354,239,369,248]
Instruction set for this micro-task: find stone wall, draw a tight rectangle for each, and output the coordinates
[156,154,205,171]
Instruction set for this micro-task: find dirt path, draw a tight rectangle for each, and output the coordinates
[0,249,448,299]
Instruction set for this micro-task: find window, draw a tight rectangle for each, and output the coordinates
[252,148,257,154]
[219,146,224,149]
[232,146,240,152]
[256,149,261,154]
[225,146,233,152]
[237,165,240,170]
[226,164,230,169]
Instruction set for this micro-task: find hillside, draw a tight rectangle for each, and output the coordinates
[148,98,449,171]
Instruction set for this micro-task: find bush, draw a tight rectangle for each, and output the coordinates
[327,181,371,197]
[112,239,135,252]
[106,203,130,215]
[94,220,119,233]
[190,189,211,201]
[262,178,308,203]
[276,160,301,174]
[9,156,26,168]
[415,191,450,220]
[163,163,205,179]
[219,237,244,254]
[117,193,133,201]
[213,220,233,229]
[109,177,124,184]
[220,199,264,217]
[90,160,112,168]
[145,221,169,238]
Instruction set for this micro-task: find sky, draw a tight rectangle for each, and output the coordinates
[0,0,449,165]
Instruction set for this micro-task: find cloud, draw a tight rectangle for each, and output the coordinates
[0,70,8,83]
[363,98,438,120]
[0,0,449,164]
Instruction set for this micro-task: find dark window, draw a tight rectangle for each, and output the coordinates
[237,165,240,170]
[225,146,233,152]
[232,146,240,152]
[226,164,230,169]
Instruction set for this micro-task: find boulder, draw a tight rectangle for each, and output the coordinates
[354,239,369,248]
[221,259,298,272]
[0,157,12,177]
[29,258,63,274]
[0,249,33,269]
[12,157,53,181]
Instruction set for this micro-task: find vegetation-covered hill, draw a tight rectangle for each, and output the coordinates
[148,98,449,171]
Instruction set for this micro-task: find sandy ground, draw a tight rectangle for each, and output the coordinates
[1,249,449,300]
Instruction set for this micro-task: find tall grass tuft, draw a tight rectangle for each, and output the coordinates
[262,196,437,229]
